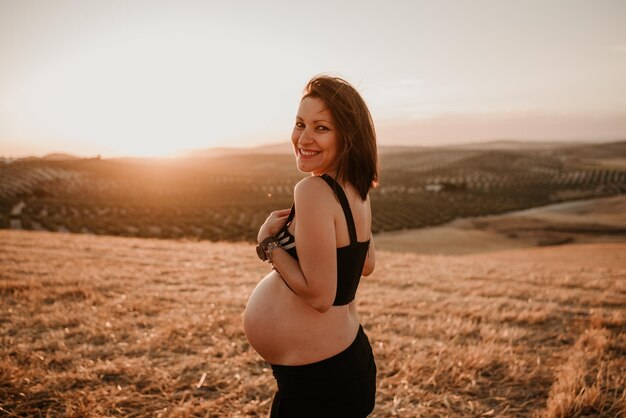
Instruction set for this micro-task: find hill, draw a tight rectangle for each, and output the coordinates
[1,230,624,416]
[0,140,625,242]
[375,194,626,255]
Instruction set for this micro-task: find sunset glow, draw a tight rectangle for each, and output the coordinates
[1,0,625,157]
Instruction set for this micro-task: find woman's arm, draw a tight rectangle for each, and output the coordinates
[266,177,338,313]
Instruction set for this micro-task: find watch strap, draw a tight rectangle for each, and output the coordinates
[257,235,280,262]
[265,240,281,263]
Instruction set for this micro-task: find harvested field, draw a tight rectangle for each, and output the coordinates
[375,194,626,255]
[1,230,625,417]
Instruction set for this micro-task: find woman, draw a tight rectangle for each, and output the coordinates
[243,75,378,417]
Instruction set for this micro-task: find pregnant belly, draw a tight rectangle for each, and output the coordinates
[243,271,358,365]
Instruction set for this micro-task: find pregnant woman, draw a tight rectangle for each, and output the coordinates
[243,75,379,417]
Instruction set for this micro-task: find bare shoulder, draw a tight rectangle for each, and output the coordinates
[294,176,333,204]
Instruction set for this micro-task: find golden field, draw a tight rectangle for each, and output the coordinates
[1,228,625,417]
[375,194,626,255]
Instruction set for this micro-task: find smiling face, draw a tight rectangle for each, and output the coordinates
[291,96,341,176]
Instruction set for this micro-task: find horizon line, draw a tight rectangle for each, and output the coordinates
[2,137,625,161]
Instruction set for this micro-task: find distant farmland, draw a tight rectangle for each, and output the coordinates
[1,141,625,241]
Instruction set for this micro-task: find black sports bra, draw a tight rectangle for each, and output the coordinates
[275,174,370,306]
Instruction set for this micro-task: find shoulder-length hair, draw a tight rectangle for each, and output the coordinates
[303,75,378,200]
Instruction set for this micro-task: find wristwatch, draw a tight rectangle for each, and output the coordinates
[256,236,281,262]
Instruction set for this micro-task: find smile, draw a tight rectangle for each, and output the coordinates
[299,148,321,157]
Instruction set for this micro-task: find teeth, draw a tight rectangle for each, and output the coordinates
[300,148,320,156]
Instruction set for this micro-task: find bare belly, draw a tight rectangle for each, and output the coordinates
[243,270,359,365]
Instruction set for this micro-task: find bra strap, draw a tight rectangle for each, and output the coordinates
[319,174,357,244]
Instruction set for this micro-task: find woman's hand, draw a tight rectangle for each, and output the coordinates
[257,208,291,243]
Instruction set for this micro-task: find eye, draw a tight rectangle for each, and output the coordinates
[295,122,305,129]
[316,125,330,131]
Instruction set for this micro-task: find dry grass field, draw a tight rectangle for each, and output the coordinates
[375,194,626,255]
[1,230,625,417]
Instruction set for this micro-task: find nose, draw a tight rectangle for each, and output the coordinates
[297,127,314,146]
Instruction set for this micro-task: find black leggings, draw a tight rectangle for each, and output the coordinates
[269,325,377,418]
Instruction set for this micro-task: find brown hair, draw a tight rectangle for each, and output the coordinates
[303,75,378,200]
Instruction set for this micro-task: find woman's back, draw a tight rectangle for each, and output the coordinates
[276,174,371,305]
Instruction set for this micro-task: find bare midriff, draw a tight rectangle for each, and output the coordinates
[243,270,360,366]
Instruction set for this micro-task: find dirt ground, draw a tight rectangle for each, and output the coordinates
[1,230,625,417]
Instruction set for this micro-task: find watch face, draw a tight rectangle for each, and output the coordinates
[256,245,266,261]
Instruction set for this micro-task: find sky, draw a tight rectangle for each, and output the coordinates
[1,0,626,157]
